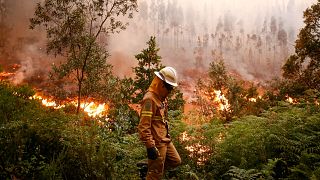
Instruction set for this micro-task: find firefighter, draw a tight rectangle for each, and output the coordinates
[138,66,181,180]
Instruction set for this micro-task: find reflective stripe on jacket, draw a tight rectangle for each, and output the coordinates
[138,91,169,148]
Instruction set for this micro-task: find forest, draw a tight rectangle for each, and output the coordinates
[0,0,320,179]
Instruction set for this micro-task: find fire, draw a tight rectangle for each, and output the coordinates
[79,102,107,117]
[32,94,65,109]
[213,90,230,111]
[180,131,211,165]
[0,72,15,79]
[248,98,256,102]
[32,93,108,117]
[199,89,231,112]
[0,64,21,80]
[181,131,191,141]
[286,95,297,104]
[248,96,262,102]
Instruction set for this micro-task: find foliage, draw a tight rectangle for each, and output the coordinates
[131,36,185,110]
[282,0,320,90]
[108,104,139,135]
[222,166,263,180]
[198,60,268,121]
[264,77,320,109]
[132,36,164,103]
[1,73,319,180]
[168,88,185,112]
[0,81,145,179]
[199,102,320,179]
[165,110,201,179]
[30,0,138,113]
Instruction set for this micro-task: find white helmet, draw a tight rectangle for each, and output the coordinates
[155,66,178,87]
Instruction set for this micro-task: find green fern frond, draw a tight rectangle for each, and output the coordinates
[223,166,263,180]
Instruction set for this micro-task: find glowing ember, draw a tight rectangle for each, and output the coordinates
[286,95,297,104]
[216,132,225,143]
[185,143,207,153]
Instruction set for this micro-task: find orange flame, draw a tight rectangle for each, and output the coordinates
[180,131,211,165]
[213,90,230,111]
[286,95,297,104]
[248,98,257,102]
[0,72,15,79]
[79,102,108,117]
[31,94,65,109]
[32,93,108,117]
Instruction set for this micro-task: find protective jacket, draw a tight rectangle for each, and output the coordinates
[138,76,171,148]
[137,76,181,180]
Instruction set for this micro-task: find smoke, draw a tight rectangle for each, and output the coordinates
[0,0,317,87]
[11,56,34,84]
[0,0,50,84]
[109,0,316,83]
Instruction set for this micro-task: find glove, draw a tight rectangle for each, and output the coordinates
[147,147,159,160]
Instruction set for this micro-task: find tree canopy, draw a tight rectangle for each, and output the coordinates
[282,0,320,90]
[30,0,138,113]
[132,36,164,103]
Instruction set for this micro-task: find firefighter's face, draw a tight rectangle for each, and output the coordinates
[149,76,174,100]
[164,82,174,92]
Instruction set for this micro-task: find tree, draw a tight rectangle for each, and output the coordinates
[132,36,163,103]
[30,0,138,114]
[132,36,185,111]
[0,0,9,60]
[282,0,320,90]
[199,58,263,121]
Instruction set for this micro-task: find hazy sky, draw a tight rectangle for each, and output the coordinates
[109,0,316,80]
[1,0,317,85]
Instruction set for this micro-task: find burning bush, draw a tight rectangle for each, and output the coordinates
[194,60,269,122]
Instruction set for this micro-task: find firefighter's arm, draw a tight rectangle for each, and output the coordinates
[138,99,155,148]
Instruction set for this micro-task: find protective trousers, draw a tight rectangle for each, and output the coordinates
[146,142,181,180]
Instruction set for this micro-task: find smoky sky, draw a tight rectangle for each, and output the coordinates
[110,0,316,82]
[0,0,317,85]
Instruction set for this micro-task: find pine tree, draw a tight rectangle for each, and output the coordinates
[132,36,164,103]
[132,36,185,111]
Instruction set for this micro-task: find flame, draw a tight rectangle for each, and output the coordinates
[180,131,211,165]
[181,131,191,141]
[286,95,297,104]
[0,72,15,79]
[0,64,21,80]
[198,88,263,114]
[248,98,256,102]
[32,93,108,117]
[80,102,107,117]
[213,90,230,111]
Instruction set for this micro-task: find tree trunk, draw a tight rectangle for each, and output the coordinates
[77,81,82,114]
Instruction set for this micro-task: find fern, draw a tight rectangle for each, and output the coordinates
[222,166,263,180]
